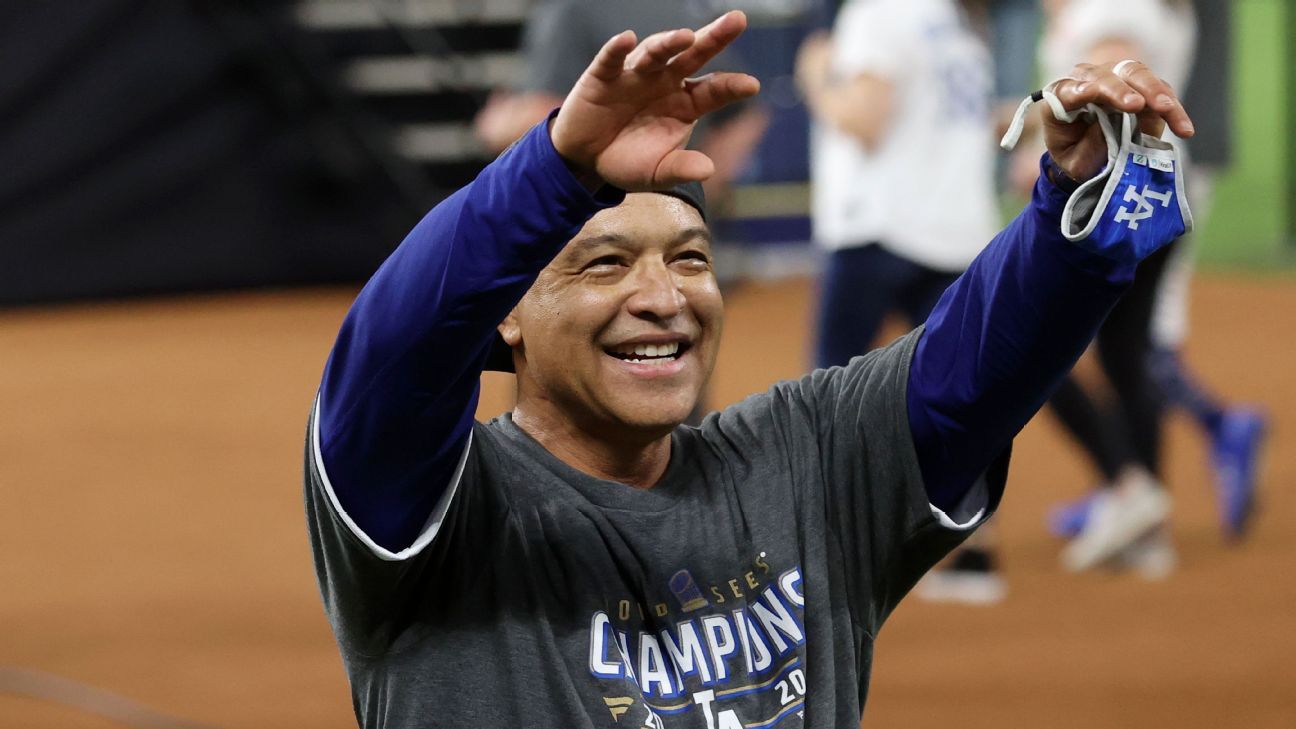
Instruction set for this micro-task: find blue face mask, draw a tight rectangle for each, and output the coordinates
[1001,86,1194,265]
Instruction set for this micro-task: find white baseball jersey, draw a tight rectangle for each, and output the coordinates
[810,0,997,272]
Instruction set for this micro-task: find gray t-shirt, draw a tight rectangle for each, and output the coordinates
[305,330,1004,728]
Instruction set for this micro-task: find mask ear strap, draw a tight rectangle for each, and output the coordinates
[1096,109,1123,164]
[999,77,1098,151]
[999,91,1041,151]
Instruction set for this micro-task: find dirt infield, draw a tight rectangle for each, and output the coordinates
[2,272,1293,728]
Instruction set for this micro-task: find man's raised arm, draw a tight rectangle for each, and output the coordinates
[315,122,622,554]
[313,12,759,553]
[905,61,1196,513]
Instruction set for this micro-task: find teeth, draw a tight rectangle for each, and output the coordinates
[617,342,680,358]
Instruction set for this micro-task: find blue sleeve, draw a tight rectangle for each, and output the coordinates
[316,120,625,552]
[907,155,1139,513]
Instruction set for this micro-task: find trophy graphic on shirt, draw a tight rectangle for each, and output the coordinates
[668,569,709,612]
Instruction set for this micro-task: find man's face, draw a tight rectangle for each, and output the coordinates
[502,193,723,438]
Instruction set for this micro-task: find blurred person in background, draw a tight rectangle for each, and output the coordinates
[987,0,1044,174]
[1009,0,1265,577]
[1138,0,1268,545]
[473,0,768,212]
[796,0,1007,604]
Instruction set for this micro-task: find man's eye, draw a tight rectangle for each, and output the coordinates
[673,251,711,268]
[583,255,624,271]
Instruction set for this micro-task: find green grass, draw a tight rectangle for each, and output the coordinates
[1196,0,1292,268]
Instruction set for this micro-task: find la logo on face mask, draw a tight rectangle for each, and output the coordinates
[1114,184,1174,230]
[1052,109,1193,262]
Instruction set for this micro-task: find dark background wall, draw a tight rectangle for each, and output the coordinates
[0,0,831,305]
[0,1,446,305]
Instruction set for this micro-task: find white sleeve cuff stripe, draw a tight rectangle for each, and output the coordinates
[311,397,470,562]
[928,503,986,531]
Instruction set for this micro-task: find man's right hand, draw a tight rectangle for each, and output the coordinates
[549,10,760,191]
[1043,60,1194,182]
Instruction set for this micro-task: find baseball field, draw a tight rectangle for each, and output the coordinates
[2,268,1292,728]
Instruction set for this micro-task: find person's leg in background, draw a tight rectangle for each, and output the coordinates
[896,267,959,329]
[1146,344,1266,541]
[814,243,911,369]
[1096,244,1175,476]
[1041,376,1142,536]
[1146,184,1267,541]
[1061,244,1177,576]
[1146,237,1223,428]
[1048,377,1133,485]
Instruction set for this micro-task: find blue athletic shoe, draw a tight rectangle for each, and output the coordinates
[1211,407,1267,542]
[1047,491,1099,539]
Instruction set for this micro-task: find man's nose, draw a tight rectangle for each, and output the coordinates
[625,260,685,320]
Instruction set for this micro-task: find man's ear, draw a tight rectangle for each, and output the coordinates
[498,310,522,347]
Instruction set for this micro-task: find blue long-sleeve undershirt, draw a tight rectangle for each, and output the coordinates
[317,120,1136,551]
[317,122,624,551]
[908,163,1136,513]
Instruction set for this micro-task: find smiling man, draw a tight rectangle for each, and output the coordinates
[305,10,1195,728]
[499,192,721,465]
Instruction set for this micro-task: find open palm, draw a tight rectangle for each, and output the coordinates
[550,11,760,191]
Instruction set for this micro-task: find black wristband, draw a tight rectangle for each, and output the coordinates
[1045,155,1083,194]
